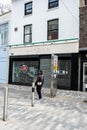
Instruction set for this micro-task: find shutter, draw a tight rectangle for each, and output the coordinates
[40,58,51,88]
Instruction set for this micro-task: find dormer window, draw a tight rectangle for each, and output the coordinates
[25,2,32,15]
[48,0,59,9]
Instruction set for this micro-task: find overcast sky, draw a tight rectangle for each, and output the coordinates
[0,0,11,4]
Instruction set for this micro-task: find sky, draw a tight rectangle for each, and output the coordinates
[0,0,11,4]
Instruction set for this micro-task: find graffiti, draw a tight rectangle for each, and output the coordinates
[20,65,28,73]
[13,63,38,84]
[14,67,20,77]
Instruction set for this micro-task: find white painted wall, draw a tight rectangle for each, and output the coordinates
[11,0,79,44]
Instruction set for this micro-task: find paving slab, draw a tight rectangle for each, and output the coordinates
[0,84,87,130]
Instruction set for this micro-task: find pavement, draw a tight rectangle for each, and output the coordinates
[0,84,87,130]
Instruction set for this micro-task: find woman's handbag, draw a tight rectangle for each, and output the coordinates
[37,82,42,86]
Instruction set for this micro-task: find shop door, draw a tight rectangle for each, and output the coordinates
[83,62,87,91]
[57,60,71,90]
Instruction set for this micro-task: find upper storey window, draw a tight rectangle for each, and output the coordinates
[48,0,59,9]
[48,19,58,40]
[0,23,8,45]
[24,24,32,43]
[25,2,32,15]
[85,0,87,5]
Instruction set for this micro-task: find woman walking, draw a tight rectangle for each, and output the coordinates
[35,70,44,99]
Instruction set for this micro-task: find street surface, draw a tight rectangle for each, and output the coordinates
[0,84,87,130]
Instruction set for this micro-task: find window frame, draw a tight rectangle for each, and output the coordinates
[48,0,58,9]
[0,23,8,45]
[25,1,32,15]
[47,19,58,40]
[24,24,32,44]
[85,0,87,5]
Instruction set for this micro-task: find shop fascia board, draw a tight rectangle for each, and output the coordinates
[9,39,79,56]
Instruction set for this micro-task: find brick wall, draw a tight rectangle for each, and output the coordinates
[80,6,87,48]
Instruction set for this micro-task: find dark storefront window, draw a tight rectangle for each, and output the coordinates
[12,60,38,85]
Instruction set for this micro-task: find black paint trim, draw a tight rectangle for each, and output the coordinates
[71,53,78,90]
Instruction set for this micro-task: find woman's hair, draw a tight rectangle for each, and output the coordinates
[39,70,43,75]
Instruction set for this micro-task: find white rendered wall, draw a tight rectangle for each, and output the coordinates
[9,41,79,56]
[11,0,79,44]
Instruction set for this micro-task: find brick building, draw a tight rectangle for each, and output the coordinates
[79,0,87,91]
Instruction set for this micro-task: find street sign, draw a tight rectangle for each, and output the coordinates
[51,54,58,97]
[53,55,58,73]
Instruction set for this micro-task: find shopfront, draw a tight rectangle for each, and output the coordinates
[9,54,78,90]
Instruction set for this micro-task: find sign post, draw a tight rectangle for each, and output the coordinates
[51,54,58,97]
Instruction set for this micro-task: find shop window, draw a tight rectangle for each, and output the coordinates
[12,60,38,84]
[25,1,32,15]
[24,24,32,43]
[47,19,58,40]
[48,0,59,9]
[0,23,8,45]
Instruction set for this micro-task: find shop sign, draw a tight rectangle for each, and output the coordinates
[53,55,58,73]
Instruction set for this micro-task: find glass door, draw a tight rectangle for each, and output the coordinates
[83,62,87,91]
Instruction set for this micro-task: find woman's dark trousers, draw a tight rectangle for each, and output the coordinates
[36,86,42,99]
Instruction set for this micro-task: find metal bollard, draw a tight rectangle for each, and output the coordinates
[31,82,35,107]
[51,80,54,98]
[3,87,8,121]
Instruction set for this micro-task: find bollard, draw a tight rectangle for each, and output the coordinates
[51,79,54,98]
[3,87,8,121]
[31,82,35,107]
